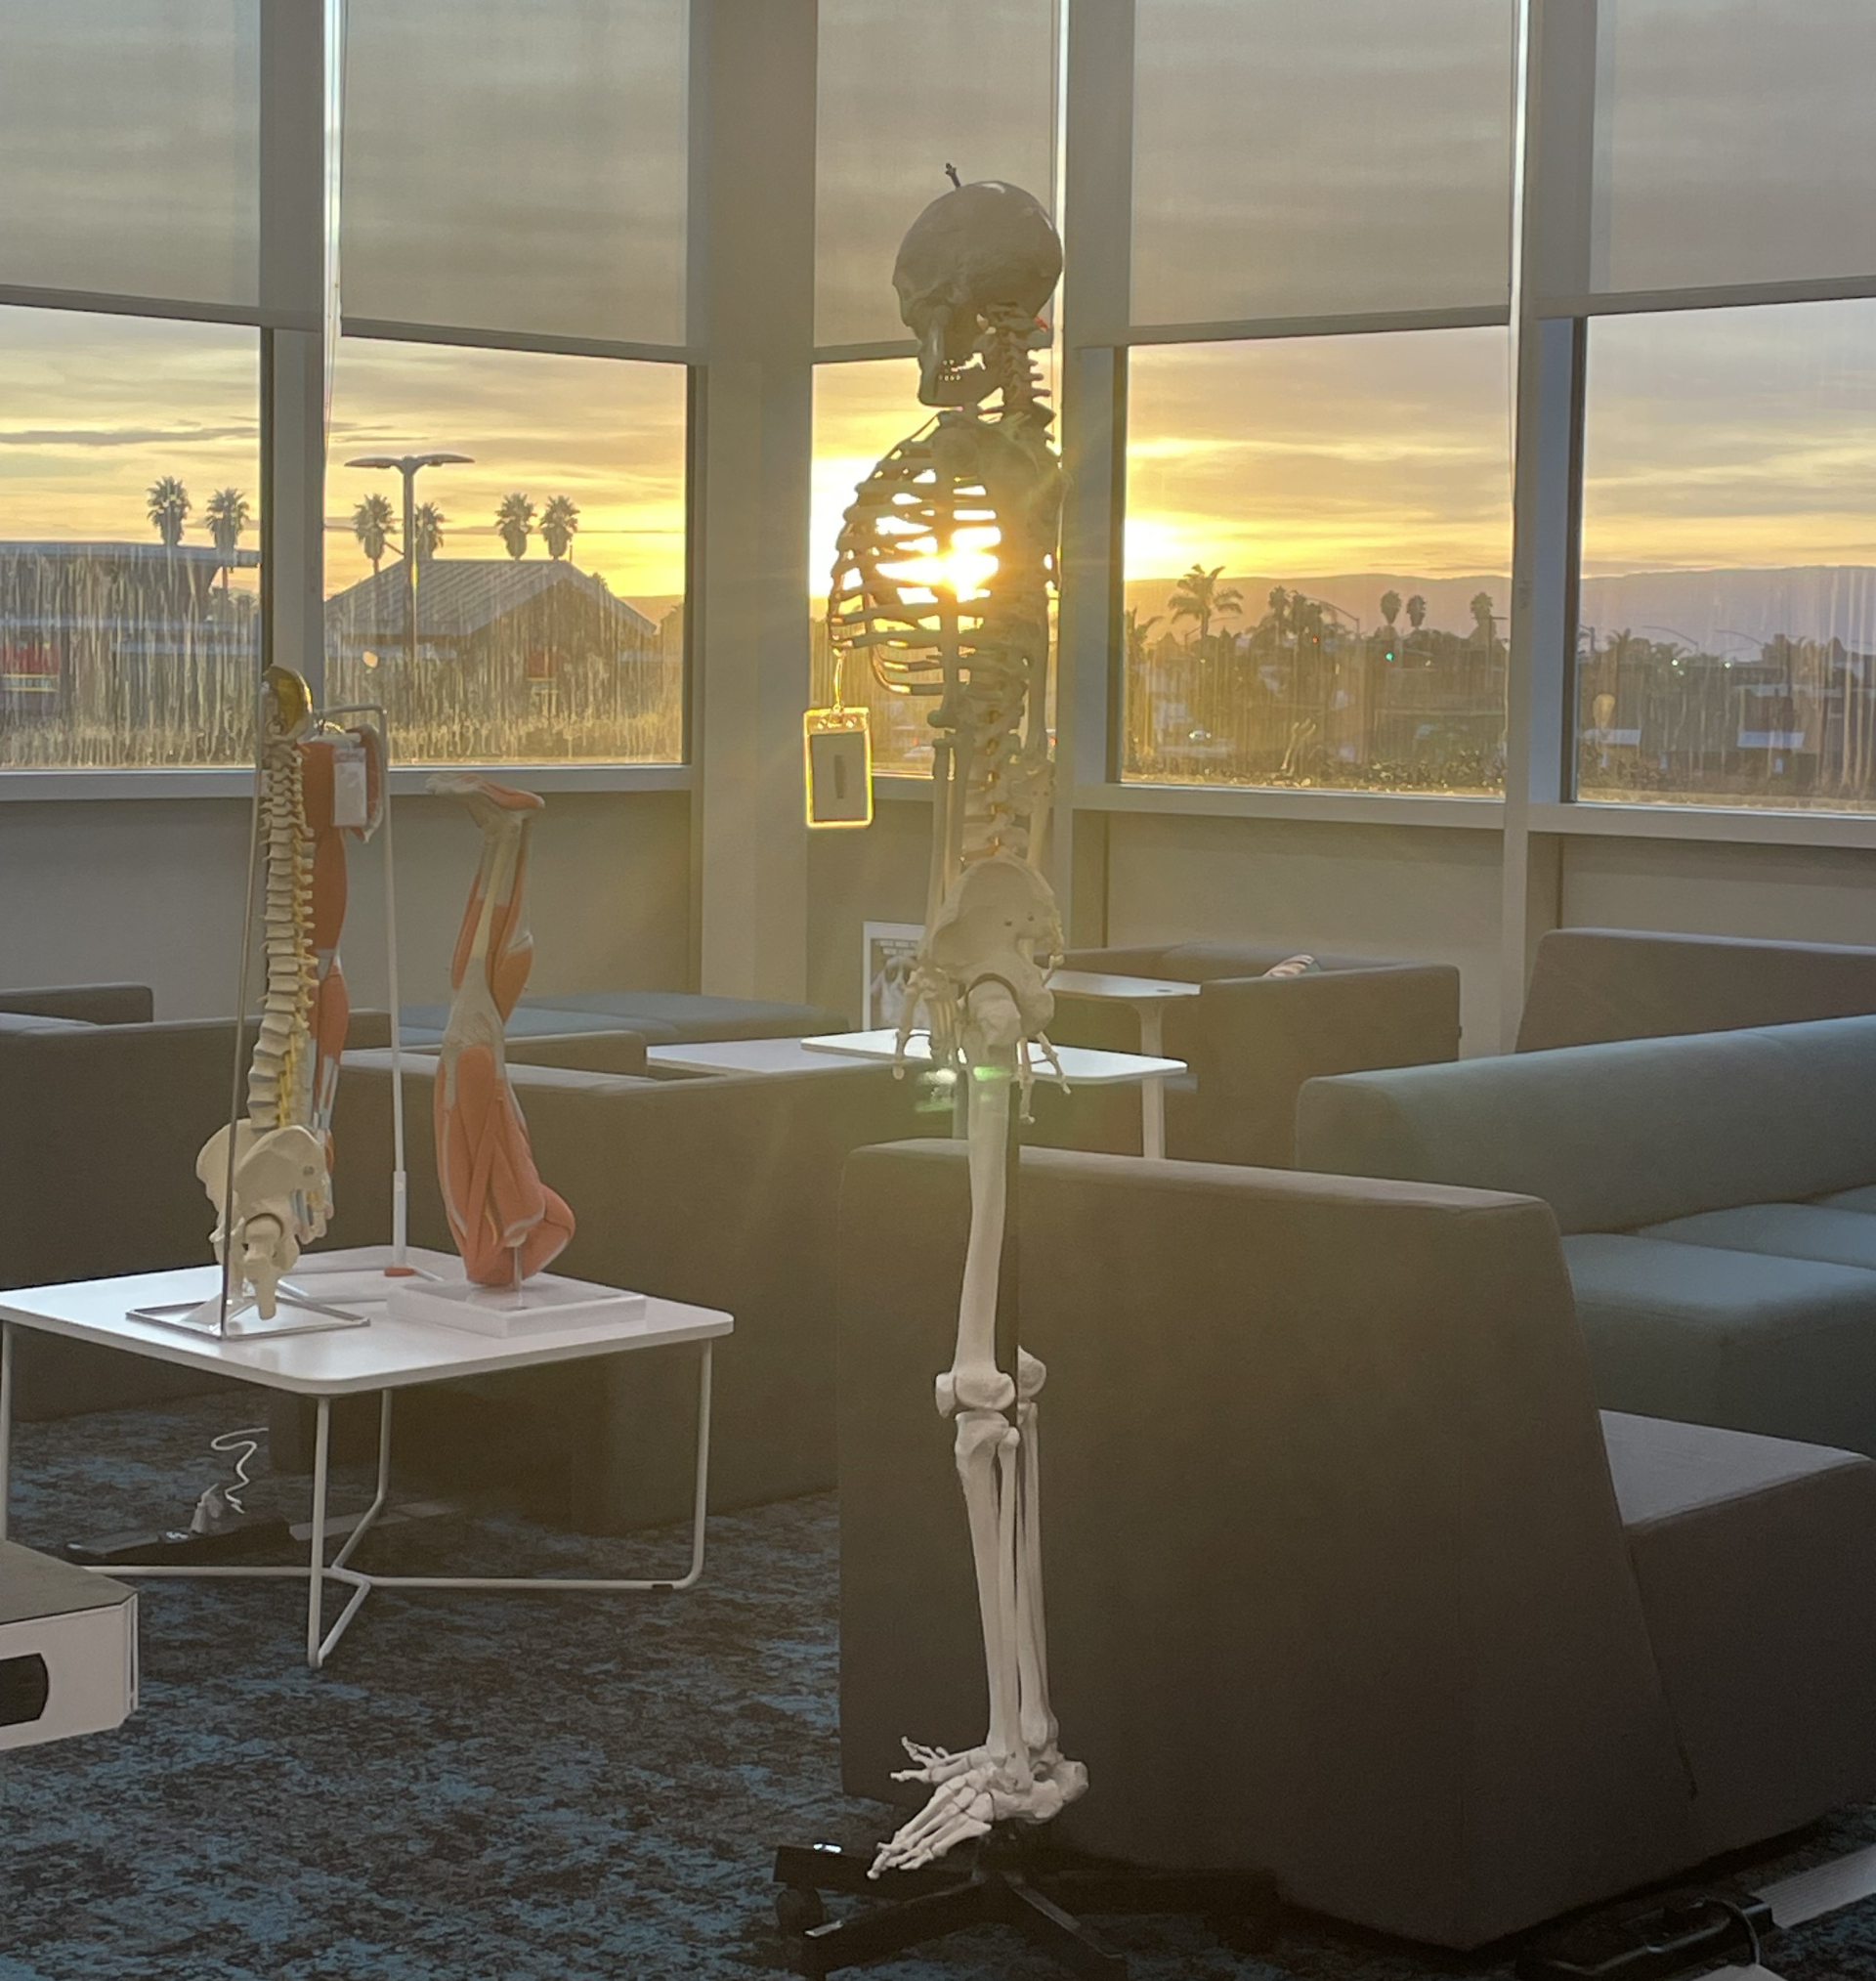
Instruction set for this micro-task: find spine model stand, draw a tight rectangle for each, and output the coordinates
[196,668,383,1324]
[828,179,1083,1873]
[429,773,575,1287]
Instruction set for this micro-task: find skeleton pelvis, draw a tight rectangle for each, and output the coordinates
[196,1119,329,1250]
[925,852,1061,1040]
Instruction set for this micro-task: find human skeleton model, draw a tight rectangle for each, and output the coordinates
[429,773,576,1287]
[828,179,1086,1874]
[196,668,382,1320]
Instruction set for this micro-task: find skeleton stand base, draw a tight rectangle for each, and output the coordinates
[771,1833,1279,1978]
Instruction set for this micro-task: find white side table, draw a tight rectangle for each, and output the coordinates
[799,1027,1188,1149]
[1042,970,1203,1159]
[0,1247,731,1671]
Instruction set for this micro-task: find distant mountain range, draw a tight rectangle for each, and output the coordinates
[1122,568,1876,654]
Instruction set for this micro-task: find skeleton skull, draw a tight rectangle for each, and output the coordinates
[893,180,1062,406]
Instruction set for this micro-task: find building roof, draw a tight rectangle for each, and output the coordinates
[0,541,260,567]
[325,557,658,642]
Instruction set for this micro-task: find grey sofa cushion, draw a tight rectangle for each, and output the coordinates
[0,983,151,1025]
[399,1004,682,1046]
[1641,1202,1876,1271]
[1563,1232,1876,1453]
[0,1011,94,1035]
[1603,1410,1876,1853]
[1817,1184,1876,1215]
[1518,927,1876,1053]
[1298,1013,1876,1233]
[520,990,846,1042]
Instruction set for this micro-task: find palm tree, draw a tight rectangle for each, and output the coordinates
[351,492,397,574]
[203,487,251,595]
[412,501,447,563]
[1405,593,1428,631]
[1264,586,1292,643]
[1380,589,1402,627]
[539,495,580,561]
[1124,607,1162,667]
[147,476,191,548]
[1470,591,1497,645]
[1167,564,1244,649]
[494,492,535,560]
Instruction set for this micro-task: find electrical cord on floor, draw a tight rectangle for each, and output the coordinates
[189,1425,266,1533]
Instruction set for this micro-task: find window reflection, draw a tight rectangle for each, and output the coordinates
[1577,300,1876,810]
[324,339,686,765]
[1123,329,1513,793]
[0,309,261,769]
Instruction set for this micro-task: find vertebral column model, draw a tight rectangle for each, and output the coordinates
[429,773,575,1286]
[197,668,382,1318]
[828,179,1084,1873]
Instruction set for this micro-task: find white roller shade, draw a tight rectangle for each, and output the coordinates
[1591,0,1876,297]
[340,0,689,348]
[815,0,1058,351]
[1130,0,1517,329]
[0,1,259,309]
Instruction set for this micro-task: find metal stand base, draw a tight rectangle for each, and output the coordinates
[771,1832,1279,1978]
[129,1288,369,1341]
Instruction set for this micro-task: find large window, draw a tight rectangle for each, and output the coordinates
[1576,301,1876,810]
[0,310,261,770]
[324,339,686,766]
[1122,329,1513,793]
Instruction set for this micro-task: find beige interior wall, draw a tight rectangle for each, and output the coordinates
[0,788,691,1020]
[1102,809,1508,1054]
[805,790,932,1023]
[1559,836,1876,949]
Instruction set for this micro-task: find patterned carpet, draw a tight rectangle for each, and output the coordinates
[7,1398,1876,1981]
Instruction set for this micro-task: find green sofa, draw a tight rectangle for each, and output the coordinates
[1297,1013,1876,1455]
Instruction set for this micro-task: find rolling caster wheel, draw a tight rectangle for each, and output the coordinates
[775,1883,828,1936]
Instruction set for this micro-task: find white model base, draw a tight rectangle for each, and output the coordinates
[387,1272,645,1337]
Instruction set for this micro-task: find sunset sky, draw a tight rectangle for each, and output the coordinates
[5,298,1876,643]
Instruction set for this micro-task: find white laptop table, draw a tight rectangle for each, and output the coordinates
[801,1026,1188,1154]
[0,1247,731,1671]
[1044,970,1202,1158]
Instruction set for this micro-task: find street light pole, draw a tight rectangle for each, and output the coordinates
[345,452,472,675]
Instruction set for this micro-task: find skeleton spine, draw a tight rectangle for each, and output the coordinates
[248,728,317,1130]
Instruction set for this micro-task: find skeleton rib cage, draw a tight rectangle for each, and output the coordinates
[826,343,1059,879]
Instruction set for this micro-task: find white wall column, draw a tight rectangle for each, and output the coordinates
[259,0,329,697]
[1055,0,1134,946]
[1501,0,1597,1043]
[688,0,818,1000]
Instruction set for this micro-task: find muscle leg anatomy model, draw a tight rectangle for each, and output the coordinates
[429,773,575,1287]
[828,179,1084,1874]
[196,668,384,1321]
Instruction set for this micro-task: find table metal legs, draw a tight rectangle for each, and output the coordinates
[26,1337,715,1672]
[1137,1006,1168,1160]
[1,1319,14,1544]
